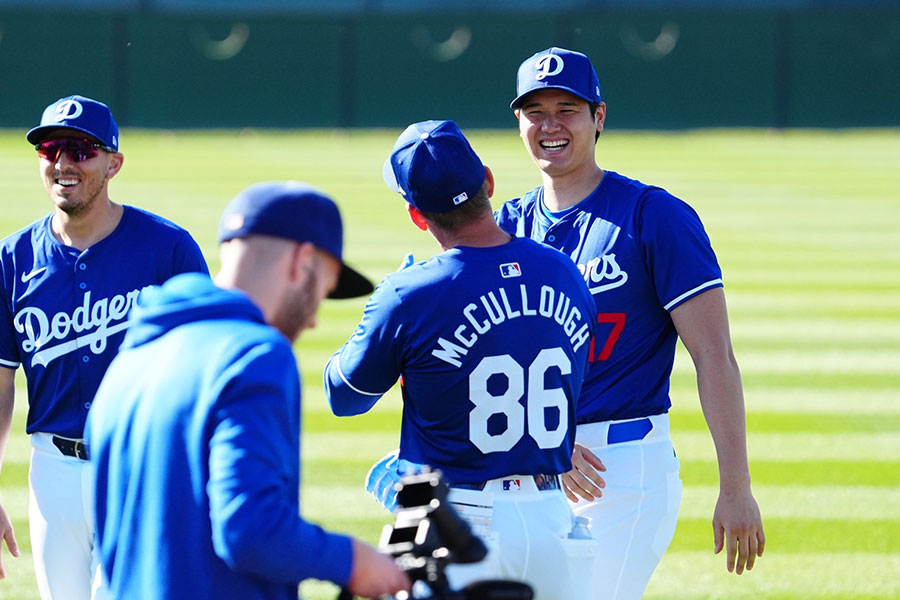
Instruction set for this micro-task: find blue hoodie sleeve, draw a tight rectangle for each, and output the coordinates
[207,340,353,585]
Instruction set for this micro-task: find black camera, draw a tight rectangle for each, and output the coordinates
[377,468,533,600]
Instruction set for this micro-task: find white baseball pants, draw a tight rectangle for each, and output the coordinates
[28,433,108,600]
[445,476,596,599]
[573,414,682,600]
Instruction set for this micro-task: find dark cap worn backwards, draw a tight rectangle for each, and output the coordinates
[383,119,485,214]
[27,95,120,151]
[510,47,602,109]
[217,181,374,299]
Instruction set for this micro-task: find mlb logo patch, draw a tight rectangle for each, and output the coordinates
[453,191,468,205]
[502,479,522,491]
[499,262,522,278]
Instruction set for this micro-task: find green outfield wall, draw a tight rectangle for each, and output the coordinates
[1,7,898,129]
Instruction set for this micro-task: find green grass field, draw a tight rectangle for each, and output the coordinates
[0,127,898,600]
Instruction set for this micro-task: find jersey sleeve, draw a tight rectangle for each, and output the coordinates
[207,341,353,586]
[638,189,723,311]
[171,231,210,276]
[324,278,405,417]
[494,200,521,236]
[0,250,21,368]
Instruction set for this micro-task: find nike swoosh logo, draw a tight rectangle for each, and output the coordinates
[21,267,47,283]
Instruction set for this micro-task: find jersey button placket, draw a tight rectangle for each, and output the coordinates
[545,224,561,246]
[77,261,88,290]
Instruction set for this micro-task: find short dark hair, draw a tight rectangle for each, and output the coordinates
[418,182,492,233]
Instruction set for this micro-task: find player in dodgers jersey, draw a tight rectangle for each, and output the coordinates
[325,120,597,599]
[496,48,765,598]
[0,95,208,600]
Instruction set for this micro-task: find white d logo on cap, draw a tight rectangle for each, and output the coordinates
[534,54,564,81]
[54,100,83,122]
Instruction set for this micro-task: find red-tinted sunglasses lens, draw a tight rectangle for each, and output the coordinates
[36,139,101,163]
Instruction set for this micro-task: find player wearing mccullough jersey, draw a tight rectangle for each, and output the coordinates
[497,47,765,599]
[0,94,208,600]
[325,120,596,599]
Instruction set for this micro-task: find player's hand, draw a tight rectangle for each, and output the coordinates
[0,502,20,579]
[713,488,765,574]
[346,538,411,598]
[365,450,425,512]
[561,443,606,503]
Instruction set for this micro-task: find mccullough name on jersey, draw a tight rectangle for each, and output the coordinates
[432,283,590,368]
[13,287,147,368]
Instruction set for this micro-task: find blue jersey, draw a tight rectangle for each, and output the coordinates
[495,171,722,423]
[324,237,596,484]
[0,206,208,438]
[85,273,352,600]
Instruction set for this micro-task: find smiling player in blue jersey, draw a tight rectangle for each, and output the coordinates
[0,95,208,600]
[325,120,597,599]
[495,47,766,599]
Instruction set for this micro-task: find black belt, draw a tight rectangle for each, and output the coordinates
[452,473,561,492]
[52,436,90,460]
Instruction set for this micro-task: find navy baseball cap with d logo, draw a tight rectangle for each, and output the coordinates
[27,94,119,151]
[383,119,485,214]
[510,47,602,109]
[217,181,374,299]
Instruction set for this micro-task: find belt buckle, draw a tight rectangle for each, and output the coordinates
[73,440,89,460]
[533,474,560,491]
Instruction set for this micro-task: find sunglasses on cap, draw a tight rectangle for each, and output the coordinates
[35,138,116,163]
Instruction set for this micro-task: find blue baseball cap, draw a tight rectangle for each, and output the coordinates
[510,47,602,109]
[27,95,119,150]
[383,120,485,214]
[217,181,374,299]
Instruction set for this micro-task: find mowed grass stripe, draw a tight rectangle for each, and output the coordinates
[672,370,900,390]
[679,460,898,487]
[673,349,900,375]
[645,552,900,599]
[669,518,899,554]
[731,319,900,351]
[739,389,900,415]
[727,291,900,319]
[678,485,900,521]
[669,431,899,463]
[668,410,900,434]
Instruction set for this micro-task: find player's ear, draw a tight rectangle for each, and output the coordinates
[407,204,428,232]
[105,152,124,179]
[484,165,495,199]
[289,241,316,283]
[595,102,607,133]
